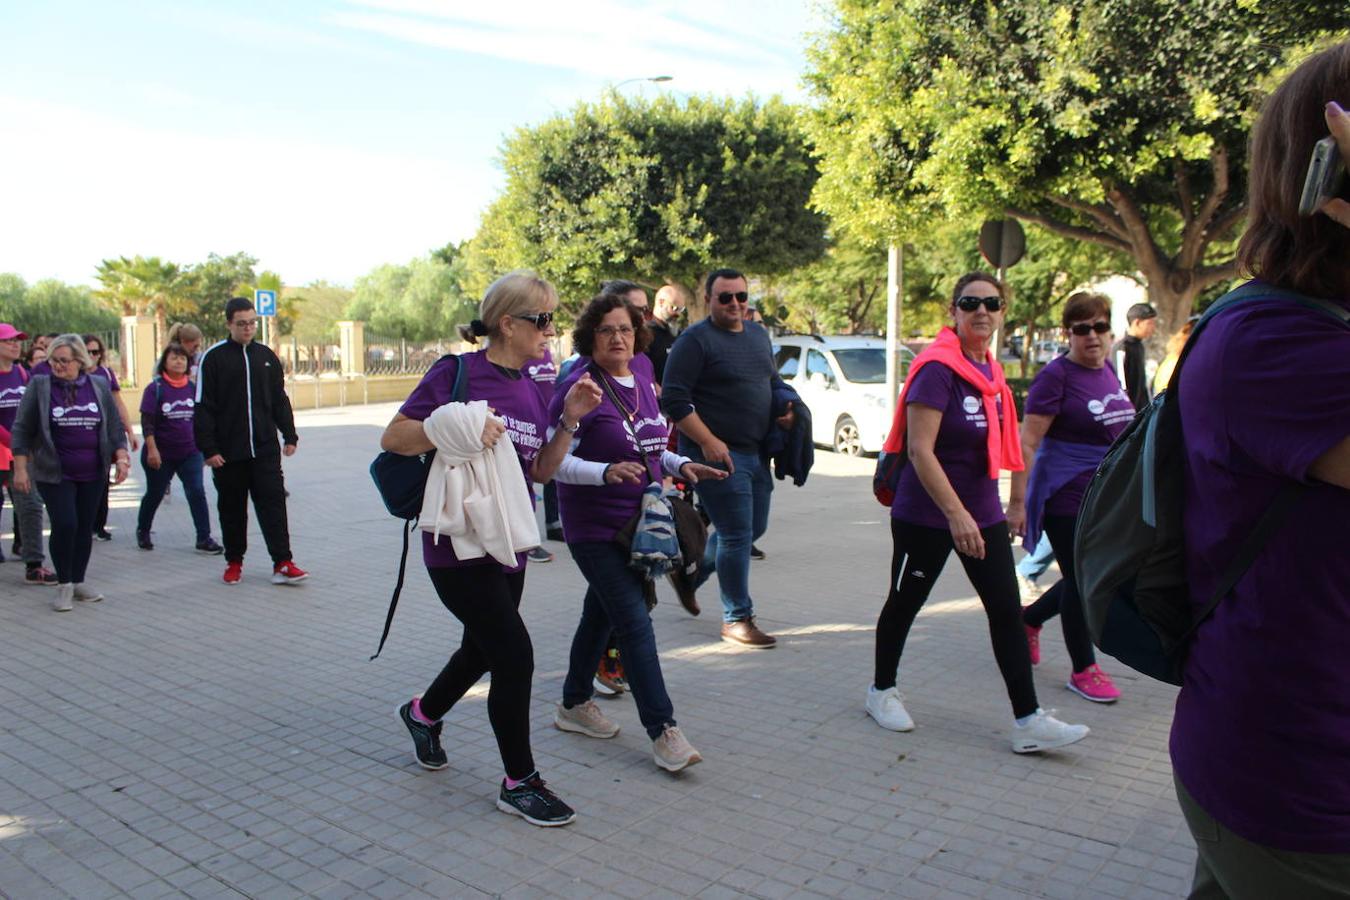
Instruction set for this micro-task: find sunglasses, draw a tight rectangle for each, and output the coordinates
[88,348,103,356]
[514,311,555,330]
[1069,320,1112,336]
[955,295,1004,313]
[715,291,749,305]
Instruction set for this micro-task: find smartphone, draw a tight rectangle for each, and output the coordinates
[1298,136,1346,216]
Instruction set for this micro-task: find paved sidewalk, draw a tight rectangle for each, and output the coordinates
[0,402,1194,899]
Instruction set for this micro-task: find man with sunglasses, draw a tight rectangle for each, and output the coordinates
[195,297,308,586]
[660,268,794,648]
[1111,302,1157,411]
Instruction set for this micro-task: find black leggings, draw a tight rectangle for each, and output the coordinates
[874,519,1038,719]
[36,479,102,584]
[421,565,534,781]
[1021,514,1096,672]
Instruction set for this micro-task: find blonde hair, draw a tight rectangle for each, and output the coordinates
[458,270,557,344]
[166,322,203,345]
[48,334,95,373]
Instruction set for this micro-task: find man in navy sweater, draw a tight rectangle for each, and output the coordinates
[661,268,794,648]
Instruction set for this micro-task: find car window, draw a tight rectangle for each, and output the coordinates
[774,345,801,378]
[805,349,835,385]
[832,348,887,384]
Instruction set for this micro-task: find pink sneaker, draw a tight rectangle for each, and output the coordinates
[1022,609,1041,666]
[1067,664,1120,703]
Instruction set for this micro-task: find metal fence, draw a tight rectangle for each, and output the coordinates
[277,336,341,377]
[364,333,449,376]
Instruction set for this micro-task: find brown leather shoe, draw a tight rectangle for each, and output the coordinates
[667,568,700,616]
[721,617,776,648]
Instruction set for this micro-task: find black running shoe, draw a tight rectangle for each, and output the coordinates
[750,544,766,560]
[398,701,448,770]
[496,775,576,827]
[137,530,154,551]
[195,538,224,555]
[94,529,112,542]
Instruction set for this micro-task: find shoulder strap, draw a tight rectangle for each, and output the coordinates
[590,363,661,484]
[447,353,467,403]
[370,517,415,661]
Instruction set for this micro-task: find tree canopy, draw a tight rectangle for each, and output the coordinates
[0,274,118,336]
[467,93,828,306]
[805,0,1350,332]
[346,250,474,342]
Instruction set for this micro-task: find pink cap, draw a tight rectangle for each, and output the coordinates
[0,323,29,341]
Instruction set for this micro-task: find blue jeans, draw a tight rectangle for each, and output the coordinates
[563,541,675,739]
[36,479,102,584]
[683,444,773,622]
[1016,531,1055,581]
[138,451,213,542]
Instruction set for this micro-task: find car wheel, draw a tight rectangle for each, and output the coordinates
[834,415,863,456]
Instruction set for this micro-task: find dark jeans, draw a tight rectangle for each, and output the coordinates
[1021,514,1096,671]
[874,518,1038,719]
[36,479,102,584]
[211,456,291,564]
[564,541,676,739]
[421,565,535,781]
[93,478,110,533]
[5,474,46,563]
[685,444,773,622]
[543,480,559,528]
[138,451,213,541]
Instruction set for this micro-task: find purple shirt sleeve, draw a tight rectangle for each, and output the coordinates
[399,355,460,422]
[1024,360,1065,417]
[903,362,952,413]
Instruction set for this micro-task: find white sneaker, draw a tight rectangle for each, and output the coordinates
[1016,573,1044,601]
[72,583,103,603]
[653,725,702,772]
[865,685,915,732]
[1010,709,1089,753]
[52,583,74,612]
[553,700,619,739]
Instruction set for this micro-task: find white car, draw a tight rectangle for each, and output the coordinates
[772,336,914,456]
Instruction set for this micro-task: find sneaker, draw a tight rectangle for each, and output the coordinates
[546,524,565,542]
[1017,573,1044,601]
[195,538,224,555]
[1011,709,1090,754]
[652,725,702,772]
[1067,664,1121,703]
[526,546,554,563]
[25,565,58,586]
[720,617,776,649]
[1023,611,1041,666]
[750,544,766,560]
[865,685,916,732]
[666,568,701,616]
[93,529,112,542]
[592,675,622,698]
[223,561,243,585]
[496,774,576,827]
[594,650,626,696]
[52,583,74,612]
[554,700,620,739]
[397,700,448,770]
[72,583,103,603]
[271,560,309,585]
[136,530,154,551]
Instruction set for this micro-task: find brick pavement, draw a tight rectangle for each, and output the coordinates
[0,401,1194,899]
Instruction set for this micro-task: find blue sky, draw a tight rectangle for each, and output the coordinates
[0,1,820,288]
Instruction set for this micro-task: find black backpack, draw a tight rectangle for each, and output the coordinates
[367,354,465,659]
[1074,283,1350,685]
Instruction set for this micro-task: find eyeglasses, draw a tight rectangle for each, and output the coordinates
[49,355,78,367]
[230,318,259,329]
[595,325,635,339]
[955,295,1004,313]
[514,311,555,330]
[1069,320,1112,336]
[715,291,749,305]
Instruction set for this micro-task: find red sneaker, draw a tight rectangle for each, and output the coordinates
[223,561,243,585]
[1022,608,1041,666]
[1067,664,1121,703]
[271,560,309,585]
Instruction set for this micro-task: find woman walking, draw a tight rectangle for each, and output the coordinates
[867,273,1089,753]
[381,271,601,827]
[549,294,723,772]
[1009,292,1133,702]
[10,334,130,610]
[135,343,223,554]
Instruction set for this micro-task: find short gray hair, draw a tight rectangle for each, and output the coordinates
[48,334,95,373]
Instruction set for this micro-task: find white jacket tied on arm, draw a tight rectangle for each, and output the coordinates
[419,400,539,566]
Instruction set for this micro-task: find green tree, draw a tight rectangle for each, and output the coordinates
[94,255,191,340]
[468,92,827,308]
[804,1,1350,334]
[0,275,118,336]
[287,281,354,344]
[346,253,473,341]
[179,252,259,338]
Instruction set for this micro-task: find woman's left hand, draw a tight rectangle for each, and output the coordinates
[679,462,728,484]
[112,457,131,485]
[1005,500,1026,539]
[562,373,603,423]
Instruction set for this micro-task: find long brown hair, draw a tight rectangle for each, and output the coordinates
[1237,42,1350,299]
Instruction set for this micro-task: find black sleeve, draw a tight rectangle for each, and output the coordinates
[270,349,298,445]
[193,351,221,458]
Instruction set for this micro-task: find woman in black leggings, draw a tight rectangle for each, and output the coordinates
[868,272,1089,753]
[381,271,601,827]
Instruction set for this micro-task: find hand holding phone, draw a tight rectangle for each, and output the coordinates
[1300,135,1347,217]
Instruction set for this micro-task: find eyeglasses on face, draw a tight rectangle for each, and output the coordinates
[230,318,259,329]
[514,311,555,330]
[955,295,1004,313]
[87,348,103,356]
[49,355,78,367]
[595,325,635,339]
[715,291,749,305]
[1069,320,1112,336]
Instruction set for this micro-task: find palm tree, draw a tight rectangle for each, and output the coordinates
[94,256,191,342]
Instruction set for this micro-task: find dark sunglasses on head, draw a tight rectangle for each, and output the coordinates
[1069,321,1112,336]
[955,295,1004,313]
[514,311,555,330]
[715,291,750,305]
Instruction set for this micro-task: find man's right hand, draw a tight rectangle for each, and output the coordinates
[204,454,225,468]
[700,437,734,474]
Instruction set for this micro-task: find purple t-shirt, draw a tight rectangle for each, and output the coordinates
[140,379,198,459]
[1024,357,1134,515]
[49,376,103,483]
[550,364,670,543]
[1172,296,1350,853]
[0,365,27,434]
[892,360,1005,529]
[525,348,557,406]
[399,351,547,571]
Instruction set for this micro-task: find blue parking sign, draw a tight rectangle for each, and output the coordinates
[255,289,277,316]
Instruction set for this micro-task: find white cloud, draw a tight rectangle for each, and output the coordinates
[0,96,483,287]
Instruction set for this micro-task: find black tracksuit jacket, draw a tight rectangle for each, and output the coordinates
[194,338,298,461]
